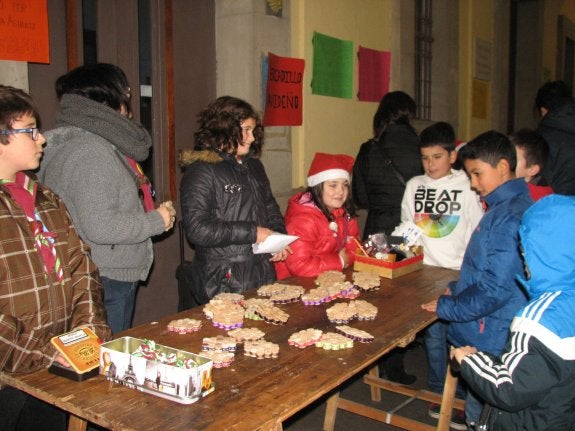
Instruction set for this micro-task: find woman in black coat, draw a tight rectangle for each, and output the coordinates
[352,91,422,385]
[179,96,288,306]
[352,91,422,239]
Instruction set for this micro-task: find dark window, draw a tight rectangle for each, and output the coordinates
[415,0,433,120]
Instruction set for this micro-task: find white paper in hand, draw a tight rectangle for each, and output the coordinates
[252,233,299,254]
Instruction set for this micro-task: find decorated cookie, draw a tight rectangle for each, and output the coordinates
[326,302,358,324]
[212,292,245,303]
[301,286,331,305]
[241,297,274,309]
[167,318,202,334]
[257,283,286,297]
[227,327,266,342]
[211,311,244,330]
[244,340,280,359]
[315,332,354,350]
[315,270,346,286]
[199,350,235,368]
[352,299,378,320]
[335,325,375,343]
[257,283,304,304]
[203,299,245,329]
[288,328,324,348]
[253,303,290,325]
[241,298,273,320]
[330,281,359,299]
[339,285,361,299]
[301,281,359,305]
[201,335,237,352]
[352,271,381,291]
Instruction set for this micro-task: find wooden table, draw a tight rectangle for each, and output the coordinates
[0,265,458,431]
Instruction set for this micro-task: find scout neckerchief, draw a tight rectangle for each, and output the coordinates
[330,207,351,251]
[125,156,155,212]
[1,172,63,281]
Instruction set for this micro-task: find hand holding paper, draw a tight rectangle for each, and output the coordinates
[252,233,298,254]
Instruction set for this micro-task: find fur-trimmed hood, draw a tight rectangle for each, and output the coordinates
[179,149,223,167]
[179,148,259,167]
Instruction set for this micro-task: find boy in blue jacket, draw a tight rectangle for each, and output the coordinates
[452,195,575,431]
[421,130,532,427]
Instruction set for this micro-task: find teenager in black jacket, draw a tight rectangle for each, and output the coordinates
[179,96,288,306]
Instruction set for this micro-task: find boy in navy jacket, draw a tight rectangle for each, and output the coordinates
[422,130,532,427]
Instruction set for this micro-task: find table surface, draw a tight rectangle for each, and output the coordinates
[1,265,457,431]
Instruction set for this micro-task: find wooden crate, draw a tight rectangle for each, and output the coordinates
[353,252,424,279]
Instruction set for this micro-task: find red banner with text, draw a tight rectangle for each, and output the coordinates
[263,52,305,126]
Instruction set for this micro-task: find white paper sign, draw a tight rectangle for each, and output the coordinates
[396,221,423,246]
[252,233,299,254]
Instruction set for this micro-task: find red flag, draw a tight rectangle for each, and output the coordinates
[358,46,391,102]
[263,52,305,126]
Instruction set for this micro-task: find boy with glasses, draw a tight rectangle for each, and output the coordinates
[0,85,111,431]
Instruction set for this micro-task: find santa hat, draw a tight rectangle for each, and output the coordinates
[307,152,355,187]
[455,139,467,152]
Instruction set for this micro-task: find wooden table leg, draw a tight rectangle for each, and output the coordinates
[436,362,459,431]
[368,364,381,402]
[67,414,87,431]
[323,391,340,431]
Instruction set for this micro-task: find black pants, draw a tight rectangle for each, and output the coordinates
[0,386,66,431]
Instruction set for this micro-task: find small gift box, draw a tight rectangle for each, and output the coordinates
[353,250,424,279]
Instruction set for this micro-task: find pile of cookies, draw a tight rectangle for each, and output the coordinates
[160,269,383,370]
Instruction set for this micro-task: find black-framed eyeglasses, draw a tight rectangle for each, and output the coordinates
[0,128,42,141]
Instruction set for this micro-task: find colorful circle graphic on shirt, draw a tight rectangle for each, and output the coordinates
[414,213,459,238]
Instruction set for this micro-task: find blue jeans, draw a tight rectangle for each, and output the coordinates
[424,320,466,398]
[424,320,449,393]
[101,277,138,334]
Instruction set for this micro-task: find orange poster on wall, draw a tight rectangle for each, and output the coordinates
[0,0,50,63]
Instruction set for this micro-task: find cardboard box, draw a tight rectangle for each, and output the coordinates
[353,251,424,279]
[100,337,214,404]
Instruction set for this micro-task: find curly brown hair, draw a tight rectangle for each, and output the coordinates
[193,96,263,157]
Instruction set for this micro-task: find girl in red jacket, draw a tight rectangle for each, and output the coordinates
[276,153,359,279]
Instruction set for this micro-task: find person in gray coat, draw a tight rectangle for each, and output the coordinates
[38,63,175,334]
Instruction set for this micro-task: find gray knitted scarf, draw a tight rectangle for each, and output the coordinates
[55,93,152,161]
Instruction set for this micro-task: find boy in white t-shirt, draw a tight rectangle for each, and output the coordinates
[393,122,483,429]
[393,122,484,269]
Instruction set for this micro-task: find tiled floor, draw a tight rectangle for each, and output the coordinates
[284,337,446,430]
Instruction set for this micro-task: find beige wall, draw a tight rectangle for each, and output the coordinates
[0,61,28,91]
[215,0,293,211]
[290,0,398,188]
[458,0,494,140]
